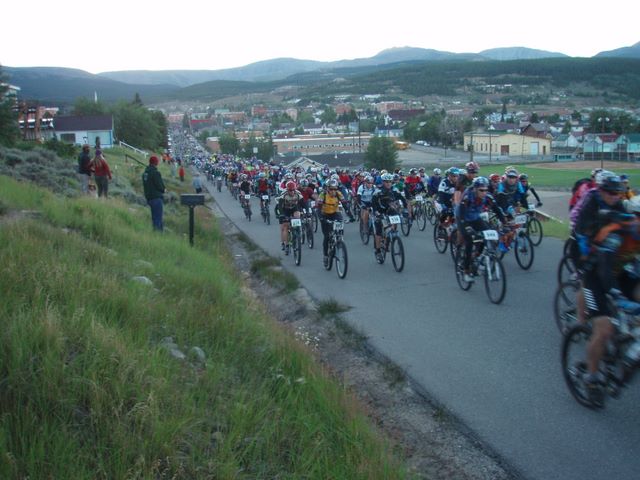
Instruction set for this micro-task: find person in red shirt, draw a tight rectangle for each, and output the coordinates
[92,149,112,198]
[178,165,185,182]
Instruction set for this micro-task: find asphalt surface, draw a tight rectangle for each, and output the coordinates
[206,181,640,480]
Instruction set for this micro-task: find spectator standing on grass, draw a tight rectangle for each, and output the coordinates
[77,144,93,195]
[170,160,177,178]
[178,165,185,182]
[92,149,112,198]
[193,173,203,193]
[142,155,166,231]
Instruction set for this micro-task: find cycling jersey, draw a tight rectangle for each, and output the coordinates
[496,180,525,213]
[457,187,504,224]
[318,191,344,215]
[256,178,270,193]
[428,175,442,196]
[277,190,304,212]
[372,187,405,215]
[437,178,456,209]
[357,184,376,204]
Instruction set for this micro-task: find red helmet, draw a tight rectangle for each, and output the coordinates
[489,173,501,182]
[286,181,296,191]
[465,161,479,174]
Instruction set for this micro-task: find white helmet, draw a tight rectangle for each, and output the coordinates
[625,195,640,213]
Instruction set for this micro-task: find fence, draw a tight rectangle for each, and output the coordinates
[118,140,148,158]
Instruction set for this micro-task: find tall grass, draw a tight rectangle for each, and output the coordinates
[0,175,406,479]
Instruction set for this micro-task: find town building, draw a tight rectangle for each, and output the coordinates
[463,131,552,157]
[54,115,114,148]
[273,133,372,156]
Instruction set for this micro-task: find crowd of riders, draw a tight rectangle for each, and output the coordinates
[176,127,640,409]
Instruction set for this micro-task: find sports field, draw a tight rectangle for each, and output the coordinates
[514,161,640,188]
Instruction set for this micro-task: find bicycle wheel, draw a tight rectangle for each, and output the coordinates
[391,236,405,272]
[433,224,449,253]
[562,324,599,408]
[483,255,507,304]
[454,248,473,291]
[416,206,427,231]
[514,233,534,270]
[360,218,370,245]
[527,217,544,246]
[312,211,319,233]
[293,230,302,266]
[427,203,437,225]
[334,240,348,279]
[306,223,314,249]
[554,281,581,335]
[557,255,578,285]
[325,244,334,271]
[401,215,411,237]
[449,230,459,262]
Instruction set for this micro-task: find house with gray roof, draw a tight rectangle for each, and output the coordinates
[53,115,114,148]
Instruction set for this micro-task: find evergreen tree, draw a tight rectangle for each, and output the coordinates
[0,66,19,146]
[365,136,399,171]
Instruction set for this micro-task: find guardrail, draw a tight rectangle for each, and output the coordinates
[118,140,148,157]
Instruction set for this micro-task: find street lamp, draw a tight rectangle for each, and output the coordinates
[597,116,610,169]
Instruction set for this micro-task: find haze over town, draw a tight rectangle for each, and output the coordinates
[2,0,638,73]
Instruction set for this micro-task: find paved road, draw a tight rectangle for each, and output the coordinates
[206,181,640,480]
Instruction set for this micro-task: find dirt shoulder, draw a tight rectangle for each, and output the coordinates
[212,200,518,480]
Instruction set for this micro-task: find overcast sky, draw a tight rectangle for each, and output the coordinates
[2,0,638,74]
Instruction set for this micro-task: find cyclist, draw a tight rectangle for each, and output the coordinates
[488,173,501,196]
[276,181,305,254]
[239,174,252,208]
[621,174,635,200]
[357,175,377,233]
[371,173,407,262]
[454,161,479,205]
[404,168,425,222]
[427,168,442,197]
[317,179,350,266]
[581,196,640,406]
[495,168,525,217]
[516,173,542,209]
[437,167,459,221]
[457,177,506,282]
[255,172,271,210]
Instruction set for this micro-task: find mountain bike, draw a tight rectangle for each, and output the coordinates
[425,197,438,226]
[411,195,427,231]
[359,206,374,245]
[562,292,640,409]
[454,228,507,304]
[433,210,456,255]
[496,214,535,270]
[288,217,303,266]
[524,204,544,246]
[323,218,348,279]
[241,194,252,221]
[301,205,314,249]
[376,211,405,272]
[260,194,271,224]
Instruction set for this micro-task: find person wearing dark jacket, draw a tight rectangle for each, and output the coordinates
[142,155,166,231]
[77,144,93,194]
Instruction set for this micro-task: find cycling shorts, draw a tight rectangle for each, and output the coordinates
[583,269,640,317]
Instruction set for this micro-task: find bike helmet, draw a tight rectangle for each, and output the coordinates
[446,167,459,176]
[365,176,374,183]
[505,169,519,178]
[381,173,394,182]
[600,174,624,193]
[519,173,529,181]
[258,172,266,178]
[380,169,388,175]
[299,179,309,187]
[465,161,479,174]
[409,168,417,175]
[473,176,490,189]
[326,179,339,189]
[591,167,603,177]
[285,173,294,180]
[433,168,442,175]
[596,170,615,185]
[286,181,296,191]
[489,173,501,183]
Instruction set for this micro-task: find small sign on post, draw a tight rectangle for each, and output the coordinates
[180,194,205,246]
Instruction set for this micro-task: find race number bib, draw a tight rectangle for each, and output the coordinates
[244,194,251,200]
[515,215,527,225]
[262,195,269,200]
[388,215,401,225]
[482,230,499,240]
[333,221,344,231]
[291,218,302,227]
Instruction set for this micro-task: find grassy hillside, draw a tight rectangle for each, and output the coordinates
[0,150,406,478]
